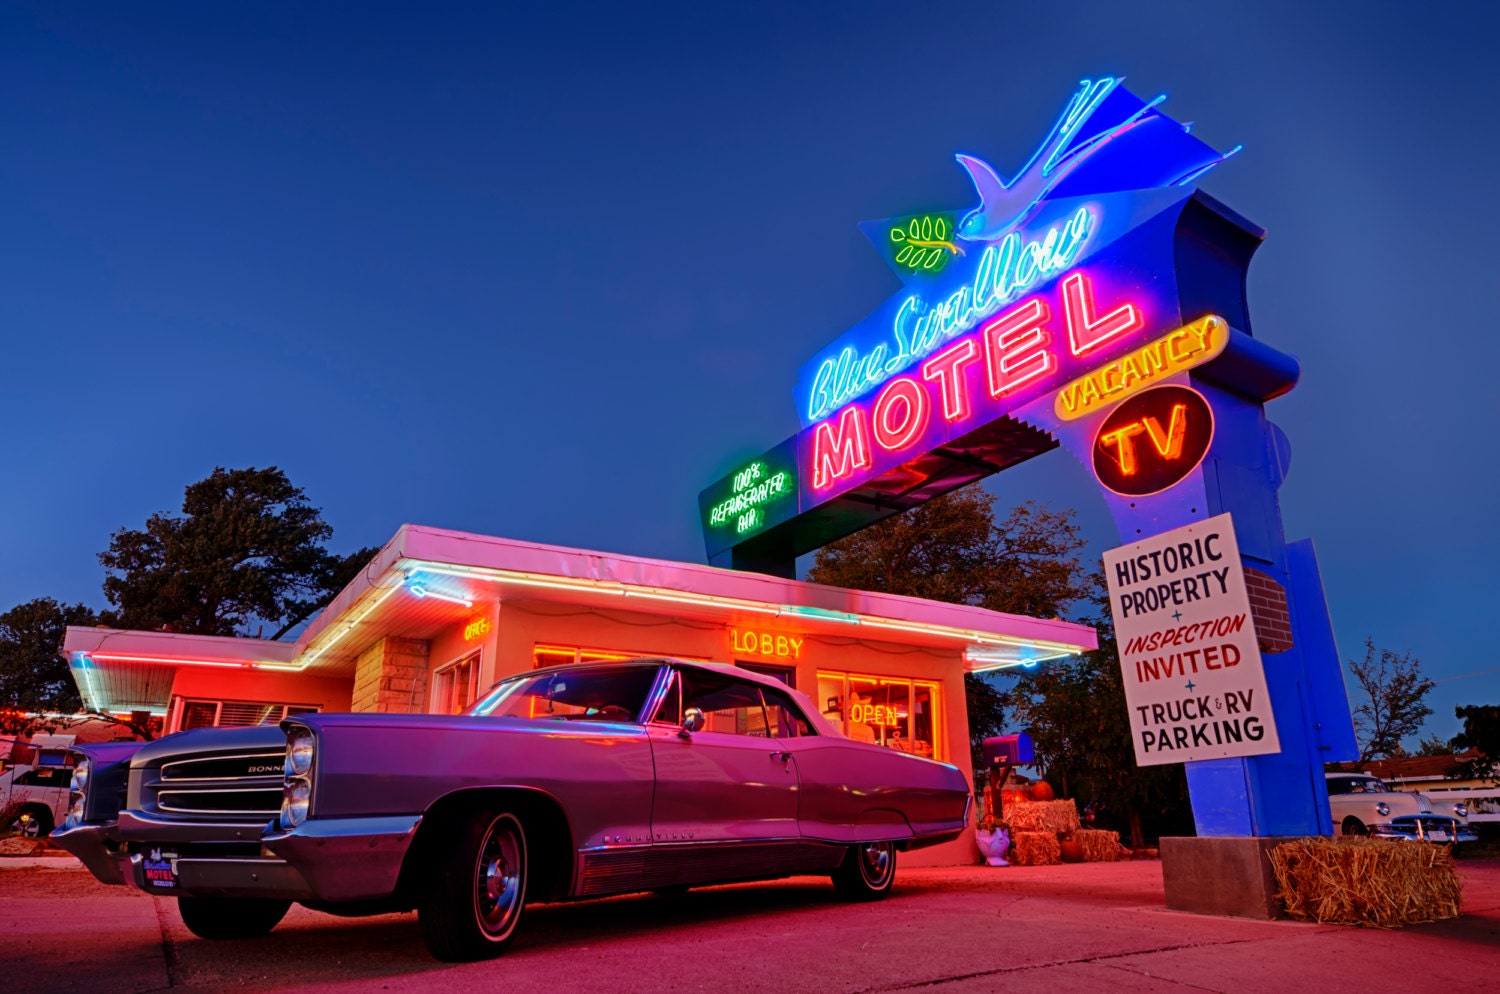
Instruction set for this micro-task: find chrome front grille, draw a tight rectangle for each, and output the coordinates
[161,752,285,781]
[143,750,285,821]
[1390,815,1459,836]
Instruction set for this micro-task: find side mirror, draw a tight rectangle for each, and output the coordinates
[679,708,706,738]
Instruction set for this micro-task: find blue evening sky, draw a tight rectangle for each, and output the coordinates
[3,2,1496,742]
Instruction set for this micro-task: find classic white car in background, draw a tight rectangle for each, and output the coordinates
[1326,772,1477,849]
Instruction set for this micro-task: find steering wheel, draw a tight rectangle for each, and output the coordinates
[594,704,635,720]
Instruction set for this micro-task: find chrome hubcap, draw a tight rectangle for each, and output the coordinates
[860,842,892,886]
[473,815,524,938]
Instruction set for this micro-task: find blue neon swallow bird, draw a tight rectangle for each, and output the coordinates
[955,77,1240,242]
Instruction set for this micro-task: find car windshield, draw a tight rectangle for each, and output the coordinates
[466,665,659,723]
[1329,776,1390,795]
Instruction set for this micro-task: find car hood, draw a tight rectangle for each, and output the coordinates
[1331,790,1433,816]
[290,711,643,736]
[128,725,288,769]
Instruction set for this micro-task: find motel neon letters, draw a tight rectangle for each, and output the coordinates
[812,269,1144,489]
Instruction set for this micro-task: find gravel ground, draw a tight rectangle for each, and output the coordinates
[5,856,1498,993]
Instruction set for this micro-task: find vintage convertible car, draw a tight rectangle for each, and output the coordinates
[1326,772,1477,848]
[53,658,970,960]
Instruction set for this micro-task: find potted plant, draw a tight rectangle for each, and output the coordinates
[975,815,1011,866]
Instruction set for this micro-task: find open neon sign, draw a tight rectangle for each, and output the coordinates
[811,268,1143,489]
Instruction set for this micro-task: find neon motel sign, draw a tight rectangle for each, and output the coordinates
[810,269,1145,489]
[804,206,1094,424]
[699,76,1242,560]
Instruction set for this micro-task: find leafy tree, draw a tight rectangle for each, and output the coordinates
[807,486,1088,771]
[1349,637,1434,762]
[0,598,99,736]
[1006,583,1190,846]
[99,467,377,639]
[808,486,1192,843]
[1451,705,1500,782]
[1413,733,1456,757]
[807,486,1088,617]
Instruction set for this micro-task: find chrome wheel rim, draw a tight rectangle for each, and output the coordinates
[858,841,893,888]
[472,814,524,939]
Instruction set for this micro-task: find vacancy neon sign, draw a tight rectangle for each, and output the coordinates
[811,269,1143,489]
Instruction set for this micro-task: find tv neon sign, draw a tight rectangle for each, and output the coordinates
[805,206,1094,423]
[811,268,1143,490]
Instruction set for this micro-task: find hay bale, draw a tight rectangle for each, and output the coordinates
[0,837,41,856]
[1006,799,1080,835]
[1011,831,1061,866]
[1270,837,1461,927]
[1075,828,1120,862]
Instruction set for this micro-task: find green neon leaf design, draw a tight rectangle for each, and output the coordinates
[887,214,960,276]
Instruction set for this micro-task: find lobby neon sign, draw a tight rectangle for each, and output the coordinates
[811,269,1144,490]
[805,206,1094,423]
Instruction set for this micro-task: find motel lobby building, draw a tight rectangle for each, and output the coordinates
[62,524,1095,863]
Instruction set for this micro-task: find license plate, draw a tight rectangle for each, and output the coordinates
[142,850,179,889]
[1429,830,1448,842]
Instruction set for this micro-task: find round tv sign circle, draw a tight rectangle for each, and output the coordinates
[1091,385,1213,497]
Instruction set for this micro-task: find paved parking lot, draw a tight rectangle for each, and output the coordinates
[7,856,1499,993]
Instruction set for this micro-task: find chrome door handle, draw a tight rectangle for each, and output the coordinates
[770,750,792,762]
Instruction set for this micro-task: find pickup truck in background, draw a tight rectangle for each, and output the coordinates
[1,735,79,838]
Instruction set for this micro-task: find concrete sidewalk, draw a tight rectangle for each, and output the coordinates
[5,857,1497,993]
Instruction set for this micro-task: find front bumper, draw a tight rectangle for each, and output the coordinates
[262,814,423,902]
[51,822,126,885]
[1367,819,1478,844]
[54,812,423,904]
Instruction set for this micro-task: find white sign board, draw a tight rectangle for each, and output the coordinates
[1103,513,1280,766]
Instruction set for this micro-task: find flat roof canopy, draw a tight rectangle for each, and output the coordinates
[64,524,1098,713]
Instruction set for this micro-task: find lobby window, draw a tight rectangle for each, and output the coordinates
[433,653,481,715]
[533,644,712,669]
[533,644,638,669]
[175,699,319,732]
[816,671,942,760]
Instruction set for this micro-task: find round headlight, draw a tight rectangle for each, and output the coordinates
[1375,802,1390,817]
[70,759,90,794]
[279,780,311,830]
[285,731,314,777]
[1454,803,1469,818]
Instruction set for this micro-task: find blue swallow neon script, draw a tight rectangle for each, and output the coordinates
[796,76,1241,429]
[805,207,1093,424]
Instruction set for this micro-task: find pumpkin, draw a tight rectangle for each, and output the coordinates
[1028,781,1055,802]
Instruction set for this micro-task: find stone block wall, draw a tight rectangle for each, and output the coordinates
[351,636,431,713]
